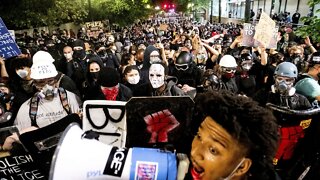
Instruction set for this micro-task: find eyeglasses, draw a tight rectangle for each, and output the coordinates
[175,64,189,71]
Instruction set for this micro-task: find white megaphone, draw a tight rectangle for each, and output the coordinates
[49,123,177,180]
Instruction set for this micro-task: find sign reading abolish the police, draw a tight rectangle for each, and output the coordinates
[0,18,21,59]
[0,153,46,179]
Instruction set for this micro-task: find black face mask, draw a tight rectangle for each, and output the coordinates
[73,49,86,59]
[90,72,99,80]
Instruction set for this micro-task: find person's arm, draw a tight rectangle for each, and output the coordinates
[258,44,268,66]
[201,41,219,63]
[229,35,242,49]
[305,36,317,53]
[0,57,9,77]
[156,43,168,66]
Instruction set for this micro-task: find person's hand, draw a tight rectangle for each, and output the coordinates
[157,43,164,50]
[2,133,19,151]
[235,35,243,44]
[304,36,312,47]
[177,153,190,180]
[276,32,282,42]
[181,84,196,93]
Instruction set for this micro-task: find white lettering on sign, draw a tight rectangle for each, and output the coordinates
[0,154,44,179]
[110,148,126,175]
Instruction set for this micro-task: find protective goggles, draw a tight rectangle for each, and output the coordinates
[175,64,189,71]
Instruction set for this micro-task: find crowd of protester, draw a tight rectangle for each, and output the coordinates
[0,17,319,179]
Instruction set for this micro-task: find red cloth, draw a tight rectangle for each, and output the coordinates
[101,86,119,101]
[274,126,305,161]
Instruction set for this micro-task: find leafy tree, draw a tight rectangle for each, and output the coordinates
[0,0,87,29]
[90,0,152,26]
[295,0,320,43]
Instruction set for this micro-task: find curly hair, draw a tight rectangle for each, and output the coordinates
[193,91,279,180]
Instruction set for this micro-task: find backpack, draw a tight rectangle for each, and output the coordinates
[29,87,71,127]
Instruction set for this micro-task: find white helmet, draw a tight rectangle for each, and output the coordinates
[31,51,57,80]
[32,50,55,64]
[219,55,238,68]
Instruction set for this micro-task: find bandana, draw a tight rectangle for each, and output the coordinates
[101,86,119,101]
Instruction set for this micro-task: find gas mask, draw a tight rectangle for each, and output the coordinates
[149,64,165,89]
[16,69,29,79]
[0,105,12,123]
[127,74,140,85]
[290,53,302,65]
[274,76,295,95]
[38,84,57,100]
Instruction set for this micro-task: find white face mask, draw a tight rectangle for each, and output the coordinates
[64,52,73,60]
[149,64,165,88]
[150,56,162,64]
[127,74,140,85]
[16,69,29,79]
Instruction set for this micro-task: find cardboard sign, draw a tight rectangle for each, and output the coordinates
[83,100,127,147]
[254,12,276,46]
[126,96,194,151]
[242,23,278,49]
[255,26,279,49]
[84,21,104,38]
[0,18,21,59]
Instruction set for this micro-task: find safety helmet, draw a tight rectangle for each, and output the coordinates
[274,62,298,78]
[219,55,238,68]
[176,51,192,65]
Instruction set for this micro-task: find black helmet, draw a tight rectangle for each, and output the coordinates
[176,51,192,65]
[240,53,252,62]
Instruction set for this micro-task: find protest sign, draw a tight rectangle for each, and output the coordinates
[0,18,21,59]
[84,21,104,38]
[0,126,47,179]
[242,23,256,47]
[242,22,279,49]
[254,26,279,49]
[254,12,276,46]
[8,30,15,40]
[0,154,46,179]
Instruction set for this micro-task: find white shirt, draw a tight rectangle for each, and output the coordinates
[14,90,81,131]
